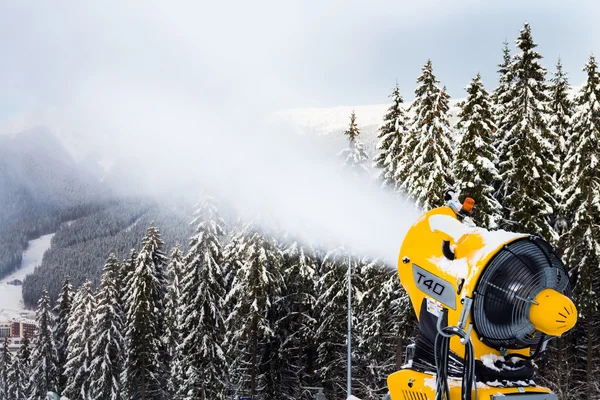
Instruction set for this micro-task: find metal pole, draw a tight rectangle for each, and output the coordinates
[347,256,352,398]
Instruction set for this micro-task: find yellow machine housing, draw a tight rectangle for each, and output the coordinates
[387,205,577,400]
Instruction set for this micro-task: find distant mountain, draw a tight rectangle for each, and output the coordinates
[269,99,463,157]
[0,127,110,278]
[0,127,107,225]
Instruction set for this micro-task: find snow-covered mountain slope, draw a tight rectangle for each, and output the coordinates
[0,127,107,224]
[269,99,464,156]
[0,233,54,313]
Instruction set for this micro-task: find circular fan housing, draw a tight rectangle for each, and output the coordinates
[472,236,571,349]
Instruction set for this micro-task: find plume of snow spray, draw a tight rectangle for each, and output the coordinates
[0,1,420,266]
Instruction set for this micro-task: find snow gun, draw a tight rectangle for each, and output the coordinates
[387,191,577,400]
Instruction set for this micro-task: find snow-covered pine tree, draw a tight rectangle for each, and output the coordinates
[492,40,513,125]
[120,248,138,316]
[89,254,124,400]
[373,84,410,191]
[7,349,27,400]
[354,259,388,399]
[356,263,415,399]
[164,245,183,397]
[492,40,514,202]
[222,222,245,295]
[453,73,502,228]
[338,111,369,176]
[400,60,454,210]
[8,334,31,399]
[496,23,558,241]
[18,333,31,371]
[562,55,600,398]
[548,58,575,243]
[152,229,169,389]
[63,280,97,400]
[225,227,284,399]
[315,247,360,399]
[220,221,248,395]
[0,338,12,399]
[53,275,73,393]
[122,226,168,400]
[278,239,319,399]
[549,58,574,181]
[28,288,59,399]
[177,197,227,400]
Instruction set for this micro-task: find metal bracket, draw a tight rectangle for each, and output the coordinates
[435,296,473,344]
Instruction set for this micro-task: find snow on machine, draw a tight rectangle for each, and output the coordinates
[387,192,577,400]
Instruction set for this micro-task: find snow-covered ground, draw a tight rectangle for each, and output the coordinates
[0,233,55,318]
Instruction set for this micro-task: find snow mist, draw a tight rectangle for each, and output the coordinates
[50,80,420,265]
[0,1,421,266]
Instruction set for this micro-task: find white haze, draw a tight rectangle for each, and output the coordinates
[63,76,420,266]
[0,1,425,265]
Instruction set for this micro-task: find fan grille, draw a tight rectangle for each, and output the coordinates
[473,236,571,349]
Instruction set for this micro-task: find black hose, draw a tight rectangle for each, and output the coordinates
[504,334,547,361]
[434,317,477,400]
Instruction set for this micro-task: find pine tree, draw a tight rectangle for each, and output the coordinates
[562,55,600,398]
[225,227,284,399]
[222,223,245,295]
[493,40,514,202]
[0,338,12,399]
[338,111,369,176]
[221,223,247,396]
[28,288,59,399]
[89,254,125,400]
[492,40,513,124]
[492,40,514,204]
[164,245,183,397]
[53,275,74,394]
[278,239,319,399]
[373,84,410,191]
[63,280,97,400]
[8,334,31,399]
[178,197,227,400]
[548,58,574,241]
[7,350,27,400]
[453,74,502,228]
[496,23,558,241]
[122,226,168,400]
[120,248,138,316]
[400,60,454,210]
[357,264,416,398]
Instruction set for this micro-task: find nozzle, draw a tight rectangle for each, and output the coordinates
[529,288,577,336]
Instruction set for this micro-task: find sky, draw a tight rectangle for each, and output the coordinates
[0,1,598,262]
[0,0,598,123]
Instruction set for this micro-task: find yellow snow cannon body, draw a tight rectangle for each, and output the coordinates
[387,196,576,400]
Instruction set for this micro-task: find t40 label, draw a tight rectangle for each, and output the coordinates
[412,263,456,310]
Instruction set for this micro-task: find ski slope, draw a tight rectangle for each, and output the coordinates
[0,233,54,316]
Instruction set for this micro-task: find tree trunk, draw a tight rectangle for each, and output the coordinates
[298,290,305,388]
[587,319,593,396]
[556,336,563,396]
[251,329,258,397]
[396,337,404,370]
